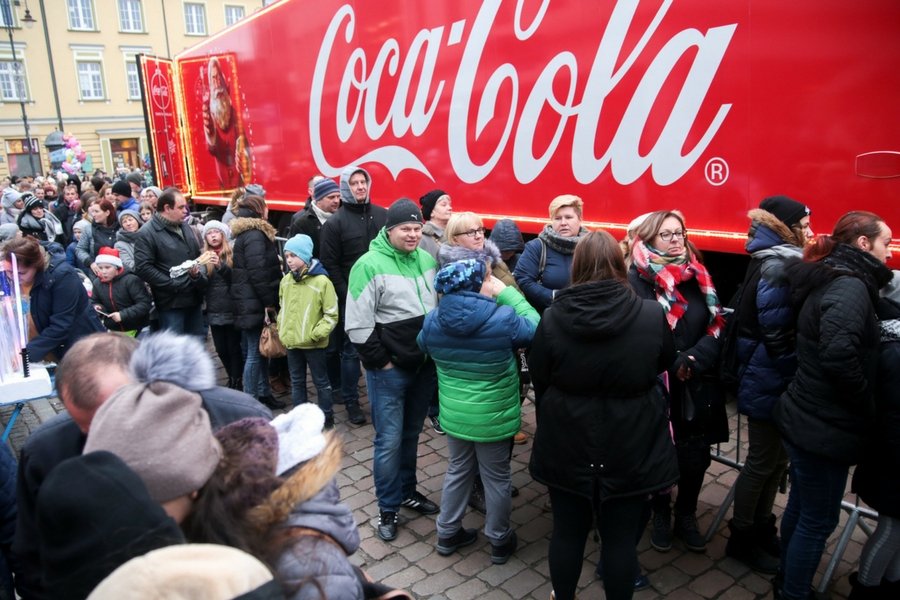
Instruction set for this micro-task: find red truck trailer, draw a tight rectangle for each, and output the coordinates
[139,0,900,262]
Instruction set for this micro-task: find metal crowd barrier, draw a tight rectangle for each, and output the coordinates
[705,405,878,593]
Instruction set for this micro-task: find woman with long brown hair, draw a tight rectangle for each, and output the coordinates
[76,198,119,276]
[0,236,103,361]
[529,230,677,600]
[203,220,243,389]
[772,211,893,600]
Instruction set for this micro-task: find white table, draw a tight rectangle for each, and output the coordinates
[0,365,54,442]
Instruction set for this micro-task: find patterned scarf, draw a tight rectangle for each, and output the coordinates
[537,224,589,255]
[880,319,900,343]
[632,239,726,337]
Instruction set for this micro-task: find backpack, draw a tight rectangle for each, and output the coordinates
[717,258,763,394]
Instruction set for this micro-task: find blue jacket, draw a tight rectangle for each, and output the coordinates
[736,212,804,419]
[27,251,104,361]
[418,288,538,442]
[514,238,572,312]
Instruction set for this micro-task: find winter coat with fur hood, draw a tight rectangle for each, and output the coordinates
[438,239,520,292]
[318,167,387,307]
[249,435,363,600]
[735,209,805,420]
[773,244,893,465]
[230,216,282,330]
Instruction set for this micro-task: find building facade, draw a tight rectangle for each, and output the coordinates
[0,0,267,179]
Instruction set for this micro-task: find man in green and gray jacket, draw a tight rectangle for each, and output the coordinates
[346,198,439,542]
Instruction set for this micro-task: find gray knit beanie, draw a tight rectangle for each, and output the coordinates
[84,382,222,503]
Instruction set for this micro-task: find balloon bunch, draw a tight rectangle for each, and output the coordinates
[61,133,87,174]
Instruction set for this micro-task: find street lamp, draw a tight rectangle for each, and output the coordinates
[1,0,37,176]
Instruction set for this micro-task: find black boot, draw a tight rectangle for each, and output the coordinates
[726,519,779,574]
[258,395,286,410]
[755,513,781,558]
[650,504,672,552]
[848,572,883,600]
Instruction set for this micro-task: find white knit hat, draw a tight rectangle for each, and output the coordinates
[201,219,230,242]
[271,403,326,475]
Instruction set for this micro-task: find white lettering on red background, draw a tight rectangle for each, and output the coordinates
[309,0,736,186]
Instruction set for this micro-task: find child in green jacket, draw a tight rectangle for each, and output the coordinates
[278,234,339,427]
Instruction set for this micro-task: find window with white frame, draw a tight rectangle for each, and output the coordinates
[77,61,105,99]
[118,0,143,32]
[0,61,27,101]
[68,0,96,30]
[125,61,141,99]
[224,5,245,26]
[0,4,15,28]
[184,3,207,35]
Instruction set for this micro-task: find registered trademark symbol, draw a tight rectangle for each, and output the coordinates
[705,157,729,186]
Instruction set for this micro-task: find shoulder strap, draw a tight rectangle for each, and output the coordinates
[537,238,547,283]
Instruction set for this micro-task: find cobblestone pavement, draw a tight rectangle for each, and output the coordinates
[2,361,870,600]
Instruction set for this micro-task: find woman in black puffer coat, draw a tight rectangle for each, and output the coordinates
[529,231,678,600]
[772,211,894,600]
[850,278,900,598]
[230,194,284,410]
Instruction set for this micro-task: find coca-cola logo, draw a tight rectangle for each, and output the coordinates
[309,0,736,186]
[150,68,171,111]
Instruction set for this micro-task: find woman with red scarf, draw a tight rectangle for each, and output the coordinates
[627,210,728,555]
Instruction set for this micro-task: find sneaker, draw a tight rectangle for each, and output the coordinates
[674,512,707,552]
[258,395,286,410]
[490,531,518,565]
[346,403,366,425]
[429,415,445,435]
[377,511,398,541]
[436,527,477,556]
[595,560,651,591]
[513,431,528,444]
[633,573,651,591]
[650,508,672,552]
[323,414,335,430]
[511,485,519,498]
[400,491,439,515]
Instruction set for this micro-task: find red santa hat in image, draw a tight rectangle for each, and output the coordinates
[95,247,124,271]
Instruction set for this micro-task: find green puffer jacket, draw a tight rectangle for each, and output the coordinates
[418,287,539,442]
[346,230,438,370]
[277,259,338,349]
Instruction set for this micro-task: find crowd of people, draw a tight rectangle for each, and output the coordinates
[0,165,897,600]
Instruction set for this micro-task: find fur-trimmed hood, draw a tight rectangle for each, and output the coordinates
[746,208,805,252]
[130,330,216,391]
[438,238,502,268]
[247,434,358,554]
[230,217,277,241]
